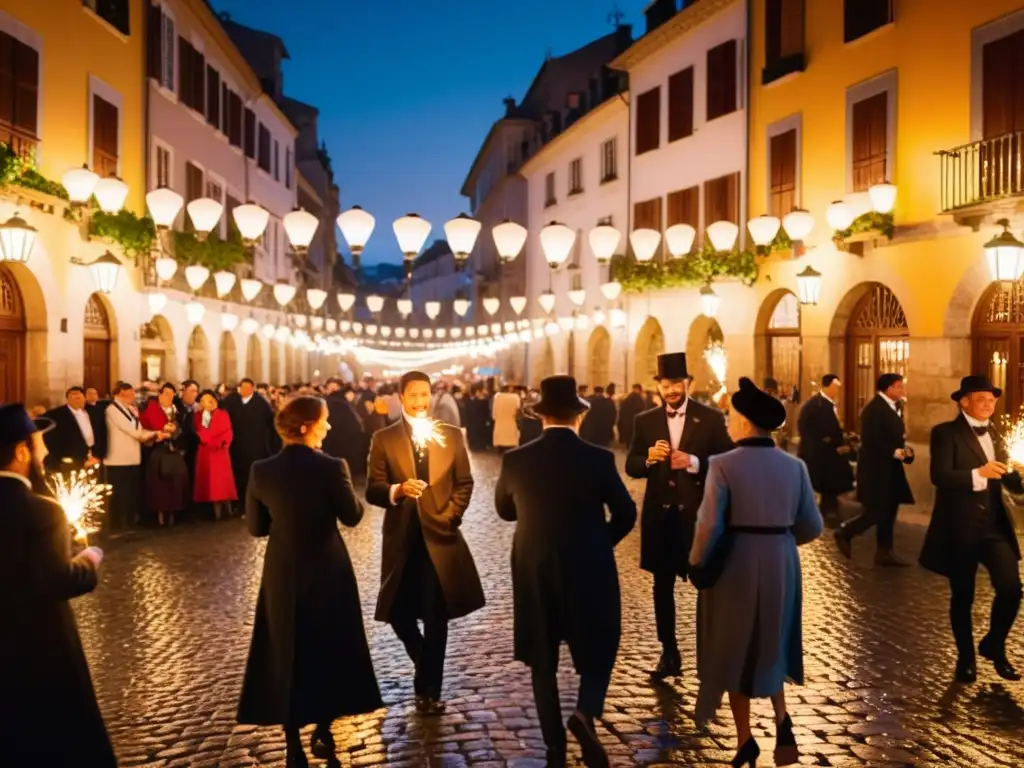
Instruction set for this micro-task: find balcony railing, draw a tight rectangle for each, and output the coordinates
[938,132,1024,213]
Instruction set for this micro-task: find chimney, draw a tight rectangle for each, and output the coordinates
[644,0,677,34]
[615,23,633,52]
[503,97,517,117]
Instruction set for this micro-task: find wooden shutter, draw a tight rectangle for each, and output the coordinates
[983,30,1024,139]
[668,67,694,142]
[704,173,739,225]
[769,129,797,216]
[667,186,699,228]
[258,124,271,172]
[178,36,191,106]
[0,34,12,130]
[633,198,662,230]
[636,87,660,155]
[147,3,162,80]
[844,0,891,43]
[852,92,887,191]
[185,162,203,202]
[706,39,737,121]
[92,95,119,177]
[12,39,37,138]
[244,108,256,158]
[192,49,205,113]
[206,66,220,129]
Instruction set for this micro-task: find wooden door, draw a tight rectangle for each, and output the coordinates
[83,339,110,396]
[0,265,25,403]
[981,29,1024,198]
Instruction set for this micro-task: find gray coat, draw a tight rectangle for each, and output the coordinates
[689,437,823,724]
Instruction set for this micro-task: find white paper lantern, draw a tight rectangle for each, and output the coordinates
[213,270,236,298]
[397,298,413,317]
[337,292,356,312]
[782,208,815,242]
[62,165,99,203]
[425,300,441,320]
[184,265,210,291]
[600,281,622,301]
[540,222,576,268]
[366,294,385,313]
[147,187,184,229]
[492,220,528,263]
[336,206,375,254]
[629,228,661,262]
[826,200,855,231]
[241,316,259,335]
[393,213,431,257]
[665,224,696,258]
[273,282,297,307]
[284,208,319,251]
[869,182,897,214]
[445,214,481,263]
[747,214,781,247]
[187,197,224,237]
[483,297,500,316]
[240,278,263,302]
[706,221,739,252]
[233,202,270,242]
[568,288,586,307]
[262,323,276,339]
[147,292,168,316]
[185,300,205,325]
[306,288,328,311]
[589,225,621,265]
[221,312,239,332]
[93,175,129,213]
[453,298,471,317]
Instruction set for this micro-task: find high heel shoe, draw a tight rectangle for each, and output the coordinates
[310,724,337,759]
[773,714,799,766]
[731,736,760,767]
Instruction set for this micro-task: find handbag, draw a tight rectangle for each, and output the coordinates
[156,446,187,479]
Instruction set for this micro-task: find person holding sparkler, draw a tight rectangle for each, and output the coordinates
[367,370,485,715]
[920,375,1024,684]
[0,404,114,766]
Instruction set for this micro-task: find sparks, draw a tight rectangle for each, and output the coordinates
[1001,413,1024,468]
[704,343,728,400]
[410,414,446,452]
[47,467,111,544]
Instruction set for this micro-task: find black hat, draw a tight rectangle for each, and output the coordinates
[0,403,54,447]
[732,377,787,432]
[654,353,689,381]
[951,375,1002,401]
[532,375,590,417]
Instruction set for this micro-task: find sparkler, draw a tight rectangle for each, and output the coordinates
[47,467,111,544]
[704,343,728,402]
[1001,413,1024,468]
[410,414,446,453]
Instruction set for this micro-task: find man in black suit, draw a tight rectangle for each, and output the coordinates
[496,375,636,768]
[797,374,855,518]
[617,383,646,448]
[322,377,368,478]
[836,373,914,565]
[921,375,1023,683]
[580,385,616,447]
[625,352,732,680]
[43,386,103,473]
[222,378,277,503]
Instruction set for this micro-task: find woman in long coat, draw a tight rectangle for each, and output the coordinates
[238,396,381,768]
[194,390,237,519]
[689,378,823,768]
[140,383,189,526]
[491,386,521,449]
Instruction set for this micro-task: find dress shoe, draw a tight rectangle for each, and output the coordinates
[731,736,760,767]
[773,714,799,766]
[979,636,1022,681]
[834,531,852,559]
[649,649,682,681]
[414,695,447,715]
[285,733,309,768]
[567,712,609,768]
[954,658,977,684]
[310,724,336,759]
[874,549,910,567]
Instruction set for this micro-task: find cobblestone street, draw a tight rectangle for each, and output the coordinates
[74,451,1024,767]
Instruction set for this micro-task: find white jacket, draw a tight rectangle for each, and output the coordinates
[104,402,157,467]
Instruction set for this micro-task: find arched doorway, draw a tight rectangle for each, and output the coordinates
[759,290,801,397]
[0,265,25,402]
[634,317,665,390]
[187,326,211,384]
[246,334,263,381]
[83,294,112,395]
[972,280,1024,419]
[588,326,611,389]
[219,331,238,384]
[846,283,909,428]
[270,341,281,385]
[141,314,176,384]
[687,316,725,397]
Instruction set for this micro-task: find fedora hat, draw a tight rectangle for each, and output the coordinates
[654,352,689,381]
[951,374,1002,401]
[732,377,787,432]
[0,403,53,447]
[532,375,590,417]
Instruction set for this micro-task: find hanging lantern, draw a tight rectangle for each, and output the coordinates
[393,213,431,259]
[273,282,297,307]
[826,200,855,231]
[336,206,375,258]
[568,288,586,307]
[781,208,815,242]
[213,270,236,298]
[187,198,224,239]
[423,328,434,339]
[610,308,627,329]
[154,256,177,282]
[589,225,621,265]
[558,316,575,331]
[366,294,385,314]
[576,313,590,330]
[284,207,319,253]
[483,297,500,315]
[538,290,556,314]
[490,322,502,335]
[310,316,325,332]
[540,222,576,268]
[397,298,413,317]
[62,165,99,203]
[629,228,661,263]
[600,281,622,301]
[493,219,528,263]
[233,201,270,243]
[81,252,122,294]
[306,288,328,311]
[425,300,441,320]
[147,292,168,316]
[593,308,606,326]
[509,296,527,315]
[185,300,205,325]
[275,325,291,342]
[262,323,275,339]
[477,323,489,335]
[241,316,259,335]
[445,213,482,266]
[240,278,263,302]
[985,219,1024,282]
[147,187,184,229]
[380,325,392,338]
[410,327,420,338]
[706,221,739,252]
[0,213,37,263]
[339,319,352,332]
[93,175,129,213]
[436,328,447,339]
[395,326,407,338]
[503,320,516,332]
[325,318,337,333]
[869,181,897,214]
[451,327,462,338]
[747,214,781,248]
[699,283,720,318]
[221,312,239,332]
[453,297,471,317]
[665,224,696,258]
[293,314,308,329]
[796,266,822,306]
[184,265,210,291]
[337,292,356,312]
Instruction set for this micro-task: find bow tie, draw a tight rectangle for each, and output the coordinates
[973,425,990,437]
[667,409,684,419]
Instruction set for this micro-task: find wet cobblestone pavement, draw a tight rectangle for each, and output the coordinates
[75,451,1024,767]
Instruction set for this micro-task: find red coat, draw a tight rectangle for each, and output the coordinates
[194,409,238,503]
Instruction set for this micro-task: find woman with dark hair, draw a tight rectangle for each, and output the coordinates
[139,382,188,527]
[194,389,237,520]
[238,396,381,767]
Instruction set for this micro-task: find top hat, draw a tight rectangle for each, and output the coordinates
[654,353,689,381]
[951,374,1002,401]
[532,375,591,417]
[0,403,53,447]
[732,377,787,432]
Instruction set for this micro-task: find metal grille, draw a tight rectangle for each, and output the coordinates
[0,266,22,319]
[980,281,1024,325]
[84,294,109,330]
[938,132,1024,212]
[854,285,908,331]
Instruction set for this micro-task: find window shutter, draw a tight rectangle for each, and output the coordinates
[667,186,699,228]
[258,124,271,172]
[92,95,119,177]
[852,92,887,191]
[244,108,256,158]
[706,39,737,121]
[668,67,693,142]
[206,66,220,129]
[12,40,37,137]
[0,33,14,129]
[983,32,1020,139]
[769,129,796,216]
[178,36,190,105]
[704,174,738,226]
[147,3,162,80]
[636,87,660,155]
[192,49,205,113]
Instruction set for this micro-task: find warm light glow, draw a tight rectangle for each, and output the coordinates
[393,213,431,256]
[185,300,205,325]
[284,208,319,250]
[869,182,897,214]
[395,327,407,338]
[540,222,576,268]
[558,316,575,331]
[826,200,855,231]
[706,221,739,252]
[985,220,1024,282]
[366,294,385,313]
[381,325,392,337]
[213,270,236,298]
[445,214,481,261]
[306,288,328,310]
[409,327,419,338]
[665,224,697,258]
[241,316,259,335]
[538,291,556,314]
[337,292,356,312]
[155,256,178,281]
[483,297,500,315]
[233,202,270,242]
[610,307,627,328]
[187,197,224,236]
[262,323,275,339]
[410,414,446,450]
[425,300,441,320]
[240,278,263,302]
[337,206,375,253]
[310,316,324,332]
[0,213,37,264]
[629,228,661,262]
[275,325,291,342]
[221,312,239,332]
[93,175,129,213]
[492,220,528,263]
[699,284,720,318]
[796,265,822,306]
[589,225,621,264]
[86,252,122,294]
[600,281,622,301]
[48,467,110,542]
[453,298,471,317]
[593,308,606,325]
[147,292,167,316]
[509,296,527,315]
[273,282,297,307]
[704,343,728,401]
[782,208,815,242]
[184,265,210,291]
[568,288,586,307]
[147,187,184,228]
[490,323,501,335]
[62,166,99,203]
[747,214,781,247]
[293,314,308,329]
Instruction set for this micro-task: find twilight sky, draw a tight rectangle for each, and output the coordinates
[212,0,647,266]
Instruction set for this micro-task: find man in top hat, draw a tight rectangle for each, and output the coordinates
[496,376,636,767]
[797,374,854,519]
[626,352,733,680]
[0,405,115,766]
[920,375,1024,683]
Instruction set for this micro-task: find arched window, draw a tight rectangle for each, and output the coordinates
[846,284,909,428]
[766,291,800,396]
[973,281,1024,419]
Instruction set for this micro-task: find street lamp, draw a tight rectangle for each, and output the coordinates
[984,219,1024,282]
[366,294,385,314]
[146,187,184,229]
[796,266,822,306]
[629,228,661,262]
[284,207,319,255]
[393,213,431,278]
[444,213,481,268]
[336,205,375,269]
[72,251,122,294]
[492,219,527,263]
[93,175,129,213]
[62,165,99,204]
[699,283,720,318]
[187,198,224,240]
[665,224,696,258]
[0,213,37,263]
[588,225,621,265]
[233,201,270,245]
[706,221,739,252]
[869,181,897,214]
[540,222,575,268]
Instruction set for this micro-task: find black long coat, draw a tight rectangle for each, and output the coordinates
[496,428,636,675]
[238,446,382,726]
[222,392,276,494]
[366,419,485,622]
[580,395,617,447]
[797,394,855,496]
[0,477,115,766]
[43,404,104,471]
[617,392,646,448]
[920,415,1022,578]
[625,400,733,577]
[856,395,914,509]
[322,391,368,477]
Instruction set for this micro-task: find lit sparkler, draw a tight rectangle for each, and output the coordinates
[47,467,111,544]
[704,343,728,402]
[410,414,446,453]
[1001,413,1024,468]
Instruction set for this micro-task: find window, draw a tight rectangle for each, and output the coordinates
[206,66,220,129]
[226,194,240,237]
[0,31,40,156]
[844,0,892,44]
[667,186,699,229]
[707,40,738,121]
[154,143,171,188]
[206,176,224,235]
[244,108,256,159]
[147,5,175,91]
[545,172,556,207]
[636,87,660,155]
[184,161,203,231]
[769,128,797,216]
[668,67,694,142]
[177,37,204,113]
[851,92,887,191]
[83,0,130,36]
[704,172,740,226]
[92,94,119,177]
[633,197,662,258]
[273,139,280,181]
[285,147,293,188]
[257,124,271,173]
[764,0,805,84]
[981,29,1024,198]
[600,138,617,182]
[569,158,583,195]
[225,88,242,148]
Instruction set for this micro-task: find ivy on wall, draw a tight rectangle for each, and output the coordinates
[172,226,247,272]
[0,143,69,200]
[834,211,895,242]
[89,210,156,262]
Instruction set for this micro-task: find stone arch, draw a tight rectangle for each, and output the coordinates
[270,340,282,385]
[633,316,665,391]
[1,262,47,403]
[755,288,801,396]
[687,316,725,397]
[246,333,263,382]
[944,254,991,339]
[219,331,238,384]
[83,293,117,396]
[187,325,211,385]
[588,326,611,390]
[141,314,178,384]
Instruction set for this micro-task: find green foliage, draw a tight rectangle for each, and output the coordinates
[89,210,156,262]
[0,143,69,200]
[611,241,759,293]
[172,225,247,272]
[834,211,895,241]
